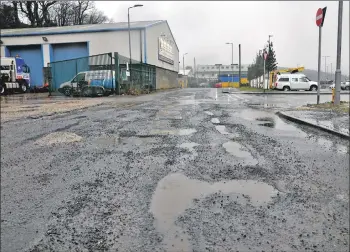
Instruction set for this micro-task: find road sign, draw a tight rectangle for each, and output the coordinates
[264,51,268,60]
[316,7,327,27]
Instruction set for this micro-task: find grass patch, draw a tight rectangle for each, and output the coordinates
[238,86,277,92]
[239,86,263,92]
[298,101,349,114]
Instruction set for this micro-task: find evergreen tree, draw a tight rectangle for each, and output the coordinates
[265,42,278,72]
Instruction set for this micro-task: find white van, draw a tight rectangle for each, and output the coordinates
[274,74,318,91]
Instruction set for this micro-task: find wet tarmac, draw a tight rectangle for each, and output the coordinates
[1,88,349,252]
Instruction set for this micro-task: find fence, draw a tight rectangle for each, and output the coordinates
[117,54,156,94]
[46,52,157,96]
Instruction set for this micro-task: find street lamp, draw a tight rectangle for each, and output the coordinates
[183,53,188,76]
[226,42,234,83]
[128,4,143,65]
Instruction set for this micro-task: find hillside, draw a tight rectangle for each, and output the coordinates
[278,67,348,81]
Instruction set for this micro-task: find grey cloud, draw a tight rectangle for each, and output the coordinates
[96,1,349,75]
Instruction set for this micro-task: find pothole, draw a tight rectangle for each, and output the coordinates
[150,128,197,136]
[211,118,220,124]
[35,132,82,145]
[150,173,278,251]
[223,141,258,165]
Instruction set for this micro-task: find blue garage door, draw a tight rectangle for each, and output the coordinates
[51,42,89,90]
[8,45,43,88]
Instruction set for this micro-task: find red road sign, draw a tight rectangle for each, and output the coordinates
[316,8,324,27]
[264,52,268,60]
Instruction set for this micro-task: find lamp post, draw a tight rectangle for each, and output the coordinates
[322,56,330,80]
[128,4,143,65]
[226,42,234,83]
[183,53,188,76]
[267,35,273,89]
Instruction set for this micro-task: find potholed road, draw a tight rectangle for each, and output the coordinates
[1,89,349,252]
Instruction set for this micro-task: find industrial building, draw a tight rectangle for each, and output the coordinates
[0,20,179,89]
[196,64,249,84]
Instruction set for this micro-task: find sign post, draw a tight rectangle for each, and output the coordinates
[263,50,268,92]
[316,7,327,104]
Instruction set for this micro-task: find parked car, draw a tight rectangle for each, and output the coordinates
[214,83,222,88]
[341,81,349,90]
[273,74,318,91]
[329,81,350,90]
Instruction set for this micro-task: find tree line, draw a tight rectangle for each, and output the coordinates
[0,1,111,29]
[247,42,278,81]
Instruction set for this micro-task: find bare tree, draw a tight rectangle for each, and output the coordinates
[9,1,110,28]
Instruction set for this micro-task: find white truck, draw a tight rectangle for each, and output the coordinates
[0,56,31,95]
[273,73,318,91]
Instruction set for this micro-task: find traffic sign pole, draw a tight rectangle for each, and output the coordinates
[316,7,326,104]
[317,26,322,104]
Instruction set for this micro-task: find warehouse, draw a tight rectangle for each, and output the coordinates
[0,20,179,90]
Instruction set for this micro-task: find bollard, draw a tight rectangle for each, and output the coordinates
[332,87,335,104]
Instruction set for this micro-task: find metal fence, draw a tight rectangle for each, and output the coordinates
[47,53,113,96]
[117,54,156,95]
[46,52,157,97]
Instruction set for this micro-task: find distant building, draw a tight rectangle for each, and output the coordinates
[178,69,193,77]
[196,64,248,83]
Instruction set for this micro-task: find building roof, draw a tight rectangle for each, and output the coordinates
[179,69,192,76]
[0,20,165,37]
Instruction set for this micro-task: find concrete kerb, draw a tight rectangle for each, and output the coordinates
[276,111,350,139]
[228,91,349,95]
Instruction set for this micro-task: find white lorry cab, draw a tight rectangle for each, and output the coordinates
[273,73,318,91]
[0,56,31,94]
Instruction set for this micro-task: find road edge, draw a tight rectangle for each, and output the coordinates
[276,111,350,139]
[228,91,349,95]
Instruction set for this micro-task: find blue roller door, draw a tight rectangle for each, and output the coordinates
[51,42,89,90]
[8,45,43,88]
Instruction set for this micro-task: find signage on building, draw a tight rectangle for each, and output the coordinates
[158,37,174,65]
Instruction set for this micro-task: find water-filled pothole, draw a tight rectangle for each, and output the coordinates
[150,173,277,251]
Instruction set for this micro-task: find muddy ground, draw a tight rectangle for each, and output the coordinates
[1,89,349,252]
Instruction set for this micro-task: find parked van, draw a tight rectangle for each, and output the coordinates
[58,70,115,97]
[273,74,318,91]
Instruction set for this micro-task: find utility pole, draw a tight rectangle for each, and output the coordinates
[239,44,241,87]
[330,63,333,80]
[267,35,273,90]
[183,53,188,77]
[334,1,343,105]
[323,56,330,80]
[226,42,234,83]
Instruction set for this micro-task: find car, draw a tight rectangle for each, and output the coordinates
[273,73,318,91]
[341,81,349,90]
[222,88,231,93]
[329,81,349,90]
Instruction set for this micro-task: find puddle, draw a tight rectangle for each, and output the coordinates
[150,128,197,136]
[222,141,258,165]
[211,118,220,124]
[35,132,82,145]
[215,125,230,135]
[204,111,214,116]
[150,173,277,251]
[259,122,275,128]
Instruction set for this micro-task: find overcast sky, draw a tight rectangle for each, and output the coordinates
[95,1,349,75]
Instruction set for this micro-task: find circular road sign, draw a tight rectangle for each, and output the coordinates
[316,8,323,27]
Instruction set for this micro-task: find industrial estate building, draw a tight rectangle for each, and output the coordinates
[0,20,179,89]
[196,64,249,84]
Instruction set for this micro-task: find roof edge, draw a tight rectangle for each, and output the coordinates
[145,20,179,52]
[1,27,143,38]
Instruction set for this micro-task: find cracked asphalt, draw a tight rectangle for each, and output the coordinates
[1,89,349,252]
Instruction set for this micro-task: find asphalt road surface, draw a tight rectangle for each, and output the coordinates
[1,89,349,252]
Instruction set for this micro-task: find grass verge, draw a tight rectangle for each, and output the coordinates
[298,101,349,114]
